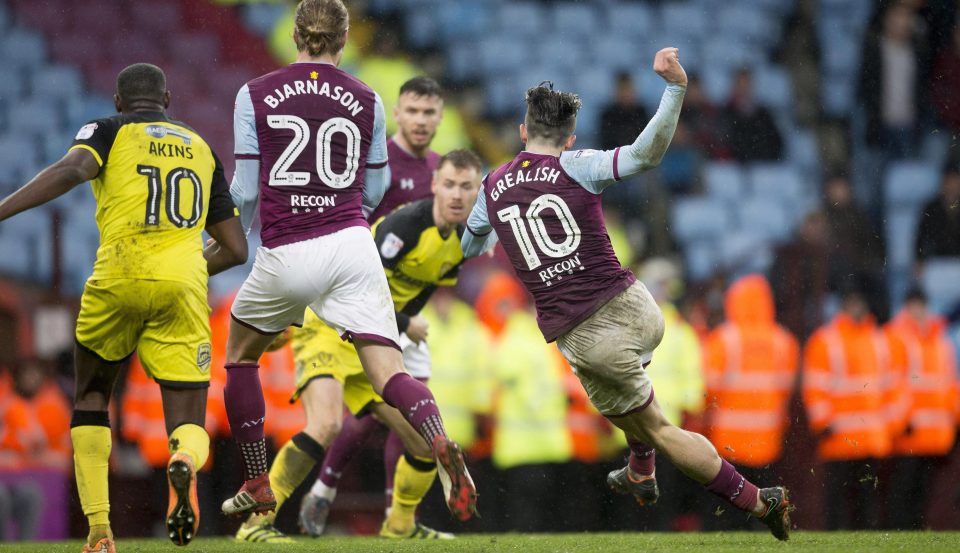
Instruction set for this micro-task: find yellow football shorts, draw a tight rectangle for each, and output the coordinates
[75,278,212,388]
[290,312,383,415]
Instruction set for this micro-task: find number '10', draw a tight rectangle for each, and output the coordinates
[137,164,203,228]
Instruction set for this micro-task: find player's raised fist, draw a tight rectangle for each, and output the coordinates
[653,47,687,87]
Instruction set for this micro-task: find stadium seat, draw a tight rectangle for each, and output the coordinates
[719,230,773,275]
[605,2,655,38]
[496,3,547,35]
[660,2,709,41]
[671,196,731,243]
[700,66,734,105]
[683,238,719,282]
[30,65,84,101]
[702,38,763,73]
[446,40,480,81]
[885,207,920,269]
[703,162,745,205]
[536,36,589,70]
[0,66,26,103]
[884,161,940,208]
[8,99,62,138]
[786,128,821,175]
[404,11,438,49]
[1,27,47,69]
[130,1,181,31]
[437,1,492,42]
[717,6,777,47]
[754,65,793,113]
[553,3,598,37]
[821,78,855,118]
[920,258,960,314]
[748,163,806,203]
[736,197,793,242]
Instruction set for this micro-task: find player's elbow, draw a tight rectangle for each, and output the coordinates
[226,241,249,267]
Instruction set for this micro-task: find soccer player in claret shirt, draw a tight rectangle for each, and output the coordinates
[461,48,794,541]
[219,0,476,530]
[0,63,248,552]
[368,76,444,221]
[296,76,445,537]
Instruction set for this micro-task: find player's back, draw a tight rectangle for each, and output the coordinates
[73,112,229,290]
[483,151,635,341]
[243,63,380,248]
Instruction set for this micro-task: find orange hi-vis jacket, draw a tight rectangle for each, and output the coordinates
[886,310,959,457]
[803,313,907,461]
[704,275,799,467]
[0,373,71,471]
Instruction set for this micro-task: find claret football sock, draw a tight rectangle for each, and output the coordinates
[705,459,760,513]
[315,413,378,488]
[384,452,438,533]
[225,362,268,480]
[383,430,405,507]
[71,410,113,543]
[380,373,448,446]
[627,438,656,476]
[271,432,325,511]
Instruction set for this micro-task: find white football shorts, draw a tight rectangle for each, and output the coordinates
[231,226,401,349]
[399,332,432,379]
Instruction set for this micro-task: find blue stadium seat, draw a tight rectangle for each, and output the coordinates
[0,133,39,185]
[446,40,481,81]
[0,66,26,104]
[684,238,719,282]
[701,37,764,72]
[30,65,84,101]
[884,161,940,208]
[605,2,655,38]
[592,36,642,72]
[1,27,48,69]
[719,230,773,275]
[921,258,960,314]
[700,66,733,105]
[478,36,529,76]
[737,197,793,242]
[703,162,745,205]
[754,65,793,113]
[748,163,806,203]
[437,1,493,42]
[497,3,547,35]
[885,207,920,269]
[553,3,598,36]
[0,207,53,282]
[660,2,709,40]
[0,2,10,31]
[8,99,62,138]
[785,128,820,175]
[717,6,777,47]
[821,78,855,118]
[537,36,589,70]
[405,11,438,49]
[671,196,731,243]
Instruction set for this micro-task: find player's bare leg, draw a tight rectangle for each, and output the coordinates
[73,346,124,553]
[159,387,209,546]
[221,320,283,517]
[607,396,793,540]
[357,339,477,521]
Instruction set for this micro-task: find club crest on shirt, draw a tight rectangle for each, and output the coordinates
[197,343,212,372]
[75,123,98,140]
[380,232,404,259]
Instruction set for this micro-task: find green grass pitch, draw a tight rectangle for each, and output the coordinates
[16,532,960,553]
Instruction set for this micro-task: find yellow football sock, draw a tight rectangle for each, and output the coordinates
[168,423,210,469]
[270,433,324,512]
[385,453,437,533]
[71,425,112,541]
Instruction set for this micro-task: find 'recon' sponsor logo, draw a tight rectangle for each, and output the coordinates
[197,343,211,372]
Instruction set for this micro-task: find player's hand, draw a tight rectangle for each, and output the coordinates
[406,315,429,344]
[265,328,290,352]
[653,47,687,87]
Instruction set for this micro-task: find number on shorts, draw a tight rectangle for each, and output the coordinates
[267,114,361,189]
[138,164,203,228]
[497,193,581,270]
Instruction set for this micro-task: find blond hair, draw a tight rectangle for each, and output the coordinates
[295,0,349,57]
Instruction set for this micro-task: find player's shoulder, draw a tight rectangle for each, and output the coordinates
[382,198,434,233]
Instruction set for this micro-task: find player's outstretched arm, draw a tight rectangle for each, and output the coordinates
[461,184,498,258]
[0,149,98,222]
[204,216,248,276]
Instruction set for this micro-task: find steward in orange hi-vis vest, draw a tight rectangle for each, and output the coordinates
[704,275,799,468]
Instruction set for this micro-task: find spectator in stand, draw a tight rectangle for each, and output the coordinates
[916,167,960,265]
[598,72,650,221]
[681,75,730,159]
[703,274,799,530]
[771,211,831,341]
[822,176,889,320]
[721,68,783,162]
[931,23,960,133]
[859,3,924,158]
[803,288,906,530]
[884,288,959,529]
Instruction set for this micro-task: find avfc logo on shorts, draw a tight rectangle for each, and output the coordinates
[197,343,212,373]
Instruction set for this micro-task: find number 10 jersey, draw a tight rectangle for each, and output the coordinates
[469,151,636,342]
[236,62,387,249]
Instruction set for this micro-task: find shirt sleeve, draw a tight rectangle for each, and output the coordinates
[461,181,499,258]
[206,151,240,227]
[68,117,120,174]
[233,84,259,158]
[372,209,419,271]
[231,84,261,233]
[362,93,390,211]
[559,83,686,193]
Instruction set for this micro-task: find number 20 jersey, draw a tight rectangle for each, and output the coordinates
[69,112,237,290]
[482,151,635,342]
[238,62,386,248]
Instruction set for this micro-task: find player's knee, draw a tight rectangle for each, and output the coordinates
[305,419,342,448]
